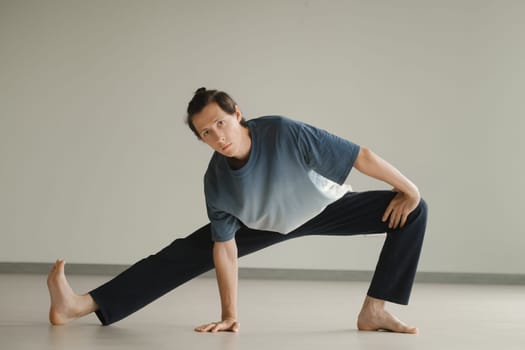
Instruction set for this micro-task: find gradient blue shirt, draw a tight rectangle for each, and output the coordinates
[204,116,360,242]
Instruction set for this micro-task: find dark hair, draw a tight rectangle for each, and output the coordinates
[185,87,248,139]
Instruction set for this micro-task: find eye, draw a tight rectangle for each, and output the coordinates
[202,130,209,137]
[217,120,225,127]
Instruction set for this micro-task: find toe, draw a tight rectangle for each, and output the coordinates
[393,322,418,334]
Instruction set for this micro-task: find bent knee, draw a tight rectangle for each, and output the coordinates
[416,197,428,219]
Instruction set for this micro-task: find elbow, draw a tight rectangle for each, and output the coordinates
[213,238,238,260]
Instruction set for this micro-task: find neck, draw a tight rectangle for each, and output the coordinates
[229,127,251,169]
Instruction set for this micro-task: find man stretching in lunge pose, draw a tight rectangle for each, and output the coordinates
[48,88,428,334]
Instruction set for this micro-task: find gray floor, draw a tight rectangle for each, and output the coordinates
[1,273,524,350]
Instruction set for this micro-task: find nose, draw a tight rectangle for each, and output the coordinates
[214,131,225,144]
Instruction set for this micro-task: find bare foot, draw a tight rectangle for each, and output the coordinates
[357,296,418,334]
[47,260,96,325]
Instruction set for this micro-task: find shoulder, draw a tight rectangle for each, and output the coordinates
[249,115,301,127]
[249,115,304,138]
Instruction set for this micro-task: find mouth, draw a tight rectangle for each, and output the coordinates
[221,143,232,152]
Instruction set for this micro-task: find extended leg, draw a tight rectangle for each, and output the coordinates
[48,224,292,325]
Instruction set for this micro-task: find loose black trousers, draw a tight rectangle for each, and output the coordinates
[90,191,428,325]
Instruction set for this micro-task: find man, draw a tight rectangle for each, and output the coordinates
[48,88,427,334]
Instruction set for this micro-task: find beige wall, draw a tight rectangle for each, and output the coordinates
[1,0,523,274]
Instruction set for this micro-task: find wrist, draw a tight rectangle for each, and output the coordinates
[405,186,420,200]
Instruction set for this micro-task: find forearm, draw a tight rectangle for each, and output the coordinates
[353,147,419,197]
[213,239,238,321]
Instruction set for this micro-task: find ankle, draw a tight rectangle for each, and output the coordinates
[76,294,98,317]
[362,296,385,313]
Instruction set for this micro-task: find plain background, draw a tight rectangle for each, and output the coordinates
[1,0,523,275]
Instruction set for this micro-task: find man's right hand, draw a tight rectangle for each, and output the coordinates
[194,319,240,333]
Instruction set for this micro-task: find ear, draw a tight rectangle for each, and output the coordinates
[234,105,242,121]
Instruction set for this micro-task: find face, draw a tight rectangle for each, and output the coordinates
[192,102,251,161]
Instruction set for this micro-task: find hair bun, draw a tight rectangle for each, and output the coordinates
[195,87,206,94]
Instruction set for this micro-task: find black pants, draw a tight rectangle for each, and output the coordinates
[90,191,428,325]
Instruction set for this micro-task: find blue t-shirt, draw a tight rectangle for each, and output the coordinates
[204,116,360,242]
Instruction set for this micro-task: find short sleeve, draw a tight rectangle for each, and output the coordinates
[206,202,241,242]
[297,122,360,184]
